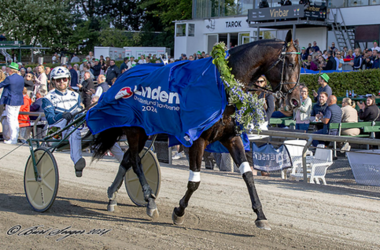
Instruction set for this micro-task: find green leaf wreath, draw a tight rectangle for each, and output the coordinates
[211,42,266,132]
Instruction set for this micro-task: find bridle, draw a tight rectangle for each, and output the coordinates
[246,42,301,99]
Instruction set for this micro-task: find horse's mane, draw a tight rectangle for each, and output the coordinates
[227,39,285,83]
[229,38,284,55]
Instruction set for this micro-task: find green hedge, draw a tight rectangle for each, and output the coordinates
[300,69,380,98]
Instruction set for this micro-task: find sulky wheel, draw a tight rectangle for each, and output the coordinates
[24,148,59,212]
[125,147,161,207]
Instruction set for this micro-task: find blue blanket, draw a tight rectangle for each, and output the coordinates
[86,58,228,147]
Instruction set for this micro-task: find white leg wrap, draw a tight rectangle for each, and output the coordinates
[188,170,201,182]
[239,162,252,175]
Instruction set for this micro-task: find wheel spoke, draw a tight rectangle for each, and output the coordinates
[42,180,54,192]
[127,175,139,182]
[26,178,37,182]
[32,184,40,200]
[43,167,53,178]
[143,163,154,174]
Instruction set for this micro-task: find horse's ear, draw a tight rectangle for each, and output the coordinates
[285,30,293,43]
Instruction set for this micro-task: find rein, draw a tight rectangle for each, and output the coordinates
[245,42,301,99]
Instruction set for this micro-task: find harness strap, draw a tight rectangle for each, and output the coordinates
[250,42,300,99]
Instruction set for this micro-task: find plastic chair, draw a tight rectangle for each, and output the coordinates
[282,140,308,179]
[290,144,333,184]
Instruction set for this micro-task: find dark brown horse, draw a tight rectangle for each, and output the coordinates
[92,30,300,230]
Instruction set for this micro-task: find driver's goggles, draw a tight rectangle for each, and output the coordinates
[55,78,69,83]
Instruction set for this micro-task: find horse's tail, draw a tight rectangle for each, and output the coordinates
[92,127,124,161]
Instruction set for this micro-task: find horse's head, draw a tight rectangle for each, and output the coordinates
[228,32,301,110]
[278,30,301,109]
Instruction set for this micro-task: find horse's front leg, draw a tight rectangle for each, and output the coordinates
[221,135,271,230]
[172,138,205,225]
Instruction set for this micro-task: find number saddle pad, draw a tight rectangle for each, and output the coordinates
[86,58,231,149]
[251,143,292,172]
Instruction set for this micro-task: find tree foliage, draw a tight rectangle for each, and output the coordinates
[0,0,193,55]
[0,0,72,49]
[98,28,141,47]
[139,0,192,32]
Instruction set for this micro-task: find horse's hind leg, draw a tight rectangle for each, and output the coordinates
[107,150,131,212]
[221,136,271,230]
[125,128,159,219]
[172,138,205,225]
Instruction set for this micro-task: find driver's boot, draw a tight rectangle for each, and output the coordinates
[74,158,86,177]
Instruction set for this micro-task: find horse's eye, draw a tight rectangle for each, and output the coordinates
[289,63,294,67]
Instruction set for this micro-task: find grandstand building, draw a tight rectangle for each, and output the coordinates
[174,0,380,58]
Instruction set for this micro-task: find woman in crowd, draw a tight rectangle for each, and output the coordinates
[341,98,360,136]
[33,65,47,96]
[104,57,111,72]
[20,68,26,77]
[358,95,380,122]
[255,75,275,127]
[336,51,344,71]
[309,54,319,71]
[317,54,326,71]
[293,86,312,131]
[246,76,275,176]
[346,49,354,59]
[99,58,106,74]
[322,50,329,59]
[24,73,34,98]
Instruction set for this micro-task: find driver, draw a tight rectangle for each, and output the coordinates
[42,67,86,177]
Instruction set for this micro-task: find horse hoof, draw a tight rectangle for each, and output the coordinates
[147,207,159,220]
[172,209,185,225]
[255,220,271,230]
[107,200,117,212]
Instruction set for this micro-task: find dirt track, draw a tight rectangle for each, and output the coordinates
[0,143,380,249]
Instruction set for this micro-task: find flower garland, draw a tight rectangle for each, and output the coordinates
[211,42,265,133]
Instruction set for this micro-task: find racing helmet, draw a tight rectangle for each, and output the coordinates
[50,66,71,88]
[50,66,71,81]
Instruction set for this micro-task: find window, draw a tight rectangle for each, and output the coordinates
[176,24,186,37]
[193,0,254,18]
[188,24,195,37]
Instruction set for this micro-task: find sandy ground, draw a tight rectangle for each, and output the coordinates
[0,143,380,249]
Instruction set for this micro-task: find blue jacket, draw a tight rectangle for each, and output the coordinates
[42,89,81,125]
[69,68,78,87]
[0,74,24,106]
[372,58,379,69]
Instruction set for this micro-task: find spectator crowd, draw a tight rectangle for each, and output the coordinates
[300,40,380,71]
[1,42,379,176]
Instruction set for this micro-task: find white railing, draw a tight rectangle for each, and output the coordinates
[249,129,380,182]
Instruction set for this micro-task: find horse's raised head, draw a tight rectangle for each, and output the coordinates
[282,30,301,109]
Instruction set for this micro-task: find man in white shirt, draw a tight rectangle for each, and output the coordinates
[52,53,58,64]
[138,55,147,64]
[371,40,380,52]
[88,51,94,61]
[127,56,136,68]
